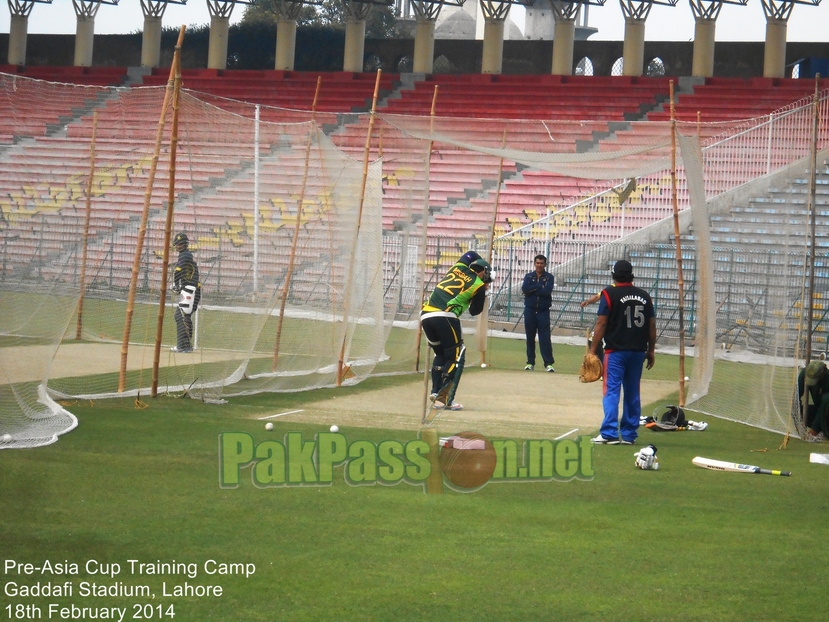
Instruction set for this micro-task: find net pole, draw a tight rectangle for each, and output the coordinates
[337,69,383,386]
[118,25,185,393]
[792,74,821,444]
[253,104,260,295]
[804,74,820,367]
[76,111,98,340]
[418,85,439,418]
[414,86,440,374]
[151,30,185,398]
[273,76,322,372]
[670,80,687,406]
[479,128,508,366]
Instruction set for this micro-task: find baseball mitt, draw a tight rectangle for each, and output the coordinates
[579,352,603,383]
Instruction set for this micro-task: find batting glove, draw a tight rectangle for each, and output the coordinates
[634,445,659,470]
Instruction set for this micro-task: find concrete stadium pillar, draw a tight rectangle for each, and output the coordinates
[692,18,716,78]
[551,18,576,76]
[208,15,230,70]
[482,18,505,74]
[622,18,645,76]
[343,17,367,72]
[275,19,297,70]
[74,15,95,67]
[763,18,787,78]
[8,15,29,66]
[141,16,163,68]
[413,17,437,74]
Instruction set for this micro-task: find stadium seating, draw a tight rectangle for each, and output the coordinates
[0,64,128,86]
[123,71,827,242]
[646,77,829,123]
[139,68,400,115]
[3,67,826,327]
[382,74,673,120]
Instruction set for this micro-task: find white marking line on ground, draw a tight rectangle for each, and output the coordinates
[555,428,579,440]
[257,410,305,420]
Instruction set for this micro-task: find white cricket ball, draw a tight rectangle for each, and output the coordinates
[265,422,274,431]
[2,434,11,442]
[330,425,339,433]
[684,376,690,382]
[481,363,487,369]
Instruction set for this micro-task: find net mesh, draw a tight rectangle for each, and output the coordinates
[1,71,828,448]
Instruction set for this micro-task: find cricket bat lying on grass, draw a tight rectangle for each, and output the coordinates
[692,456,791,476]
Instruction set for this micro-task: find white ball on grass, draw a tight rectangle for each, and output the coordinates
[330,425,339,433]
[2,434,11,442]
[264,422,274,431]
[684,376,690,382]
[480,363,487,368]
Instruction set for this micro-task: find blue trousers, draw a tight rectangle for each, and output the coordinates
[600,350,647,443]
[524,308,554,366]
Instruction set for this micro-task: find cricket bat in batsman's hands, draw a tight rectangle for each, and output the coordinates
[692,456,791,476]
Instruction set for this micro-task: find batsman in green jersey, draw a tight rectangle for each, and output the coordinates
[420,251,491,411]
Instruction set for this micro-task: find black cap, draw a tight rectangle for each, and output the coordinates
[458,251,482,266]
[173,232,189,247]
[612,260,634,281]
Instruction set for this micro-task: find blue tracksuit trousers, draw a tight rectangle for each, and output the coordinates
[600,350,647,443]
[524,308,554,366]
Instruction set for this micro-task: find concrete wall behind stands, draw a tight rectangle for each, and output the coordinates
[367,40,829,77]
[1,33,828,78]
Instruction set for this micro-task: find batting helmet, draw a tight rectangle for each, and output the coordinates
[173,232,189,247]
[650,405,688,430]
[469,258,492,283]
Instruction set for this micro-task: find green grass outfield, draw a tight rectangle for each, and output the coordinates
[2,362,827,621]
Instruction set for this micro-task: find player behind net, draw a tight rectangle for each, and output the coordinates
[171,232,201,353]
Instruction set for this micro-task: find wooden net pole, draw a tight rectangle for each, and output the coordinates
[804,73,821,368]
[415,84,439,375]
[118,25,186,393]
[792,74,822,443]
[670,80,687,407]
[151,32,185,397]
[478,128,508,365]
[273,76,322,371]
[418,85,439,417]
[336,69,383,386]
[76,111,97,340]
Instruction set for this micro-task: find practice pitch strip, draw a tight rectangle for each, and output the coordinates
[267,369,679,440]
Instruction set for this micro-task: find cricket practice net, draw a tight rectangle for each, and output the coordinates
[1,71,827,448]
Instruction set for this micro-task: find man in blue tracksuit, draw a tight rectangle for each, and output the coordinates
[590,260,656,445]
[521,254,555,372]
